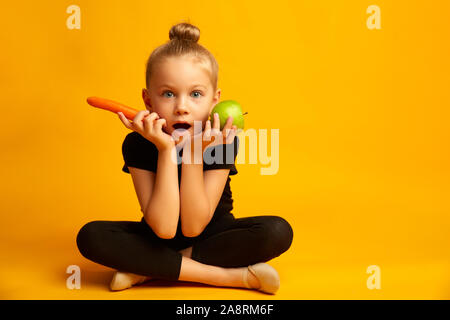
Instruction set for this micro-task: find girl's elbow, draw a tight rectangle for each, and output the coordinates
[181,226,202,238]
[181,218,205,238]
[154,223,177,239]
[143,215,177,239]
[157,229,177,239]
[180,207,210,238]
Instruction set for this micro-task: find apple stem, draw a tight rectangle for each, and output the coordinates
[243,112,248,116]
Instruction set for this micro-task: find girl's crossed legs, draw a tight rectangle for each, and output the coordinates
[76,213,294,291]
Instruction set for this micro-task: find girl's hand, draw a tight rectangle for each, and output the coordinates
[118,110,175,152]
[203,113,237,150]
[178,113,237,159]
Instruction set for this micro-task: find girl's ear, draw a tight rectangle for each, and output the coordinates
[215,88,221,101]
[210,88,221,112]
[142,88,152,111]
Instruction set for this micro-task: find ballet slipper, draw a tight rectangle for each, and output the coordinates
[242,263,280,294]
[110,271,151,291]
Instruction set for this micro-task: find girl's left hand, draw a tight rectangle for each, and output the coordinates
[178,113,237,158]
[203,113,237,150]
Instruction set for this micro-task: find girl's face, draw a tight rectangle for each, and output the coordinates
[142,55,220,139]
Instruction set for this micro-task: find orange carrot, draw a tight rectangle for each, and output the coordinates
[87,96,140,120]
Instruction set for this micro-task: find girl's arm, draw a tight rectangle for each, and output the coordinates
[142,148,180,239]
[118,110,179,239]
[179,116,238,237]
[179,151,230,238]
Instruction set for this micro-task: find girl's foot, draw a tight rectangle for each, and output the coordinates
[110,247,191,291]
[110,271,152,291]
[242,263,280,294]
[244,268,261,290]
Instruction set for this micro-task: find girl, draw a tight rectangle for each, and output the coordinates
[76,22,293,295]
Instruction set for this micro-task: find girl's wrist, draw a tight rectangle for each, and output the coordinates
[181,144,203,165]
[157,145,180,167]
[156,141,175,152]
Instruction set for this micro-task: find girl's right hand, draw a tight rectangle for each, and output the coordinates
[118,110,175,151]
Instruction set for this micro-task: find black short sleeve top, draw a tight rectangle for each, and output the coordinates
[121,131,239,215]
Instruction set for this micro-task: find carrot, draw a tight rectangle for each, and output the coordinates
[87,96,140,120]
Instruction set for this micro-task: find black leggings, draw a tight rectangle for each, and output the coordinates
[76,213,294,281]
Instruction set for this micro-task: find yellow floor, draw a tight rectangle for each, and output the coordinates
[2,231,449,300]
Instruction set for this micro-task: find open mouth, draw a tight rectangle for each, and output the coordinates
[172,122,192,130]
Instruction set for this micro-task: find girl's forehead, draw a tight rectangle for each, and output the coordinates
[151,56,213,88]
[159,56,210,73]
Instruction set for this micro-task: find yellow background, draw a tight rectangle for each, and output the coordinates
[1,0,449,299]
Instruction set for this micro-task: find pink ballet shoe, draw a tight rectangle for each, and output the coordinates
[242,263,280,294]
[110,271,151,291]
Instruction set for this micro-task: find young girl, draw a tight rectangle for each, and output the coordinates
[76,22,293,295]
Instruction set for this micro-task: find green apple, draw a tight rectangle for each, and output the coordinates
[210,100,246,130]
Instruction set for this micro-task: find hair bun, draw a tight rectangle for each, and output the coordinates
[169,23,200,43]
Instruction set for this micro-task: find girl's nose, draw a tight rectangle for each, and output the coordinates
[174,99,189,115]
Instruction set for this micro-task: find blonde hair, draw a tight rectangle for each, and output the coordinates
[145,22,219,91]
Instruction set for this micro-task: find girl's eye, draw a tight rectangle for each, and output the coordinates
[162,91,202,98]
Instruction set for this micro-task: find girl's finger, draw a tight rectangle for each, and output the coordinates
[204,119,211,132]
[226,125,234,137]
[117,112,132,129]
[143,113,160,132]
[144,112,159,124]
[226,127,237,144]
[154,118,166,132]
[131,110,149,131]
[222,116,233,133]
[204,120,211,139]
[134,110,150,123]
[212,113,220,131]
[224,127,232,140]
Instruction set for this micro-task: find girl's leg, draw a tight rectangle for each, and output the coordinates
[76,216,292,291]
[76,220,260,290]
[76,220,184,281]
[178,256,261,289]
[190,215,294,268]
[176,215,293,290]
[109,246,195,291]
